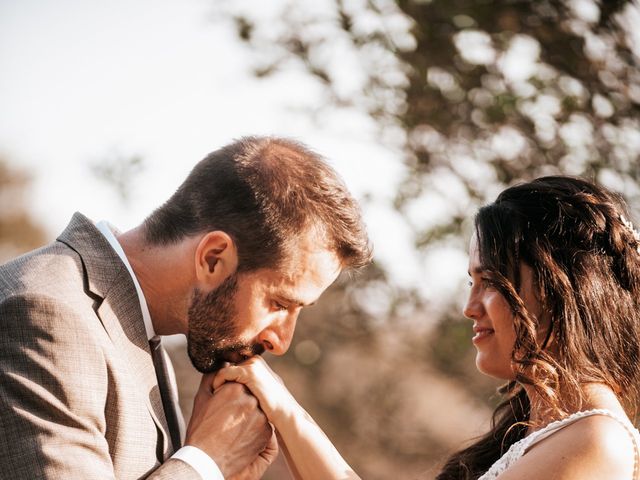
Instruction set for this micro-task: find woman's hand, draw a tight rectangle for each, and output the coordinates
[215,358,361,480]
[213,356,298,426]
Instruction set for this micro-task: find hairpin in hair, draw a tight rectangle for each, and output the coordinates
[620,214,640,253]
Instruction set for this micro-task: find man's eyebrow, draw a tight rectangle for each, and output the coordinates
[278,294,316,308]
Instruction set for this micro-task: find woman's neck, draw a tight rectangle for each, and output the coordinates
[524,382,626,433]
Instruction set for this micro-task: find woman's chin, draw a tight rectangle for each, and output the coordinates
[475,355,514,380]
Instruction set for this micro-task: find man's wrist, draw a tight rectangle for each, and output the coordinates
[172,445,225,480]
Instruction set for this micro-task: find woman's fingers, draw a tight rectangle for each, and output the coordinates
[213,356,269,390]
[213,365,244,390]
[212,356,289,419]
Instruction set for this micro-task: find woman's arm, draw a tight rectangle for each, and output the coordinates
[276,432,304,480]
[213,357,361,480]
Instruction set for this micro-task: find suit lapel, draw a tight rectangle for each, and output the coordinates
[57,212,173,459]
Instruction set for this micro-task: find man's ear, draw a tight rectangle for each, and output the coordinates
[194,231,238,287]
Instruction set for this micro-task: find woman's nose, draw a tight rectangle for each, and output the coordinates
[463,292,482,320]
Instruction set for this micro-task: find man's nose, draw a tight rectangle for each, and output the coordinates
[258,313,298,356]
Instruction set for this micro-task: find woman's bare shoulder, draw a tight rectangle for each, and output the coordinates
[496,414,636,479]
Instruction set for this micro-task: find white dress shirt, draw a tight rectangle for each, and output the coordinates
[96,221,224,480]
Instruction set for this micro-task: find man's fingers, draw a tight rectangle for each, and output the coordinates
[211,373,226,391]
[263,430,278,458]
[199,372,217,391]
[200,361,234,393]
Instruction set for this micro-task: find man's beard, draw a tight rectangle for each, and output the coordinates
[187,273,264,373]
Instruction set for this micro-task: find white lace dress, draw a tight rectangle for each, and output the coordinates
[478,409,640,479]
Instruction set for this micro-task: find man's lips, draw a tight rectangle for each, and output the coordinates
[222,351,255,364]
[472,324,495,343]
[221,344,266,364]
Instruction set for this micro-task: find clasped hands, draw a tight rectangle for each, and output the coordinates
[184,357,296,480]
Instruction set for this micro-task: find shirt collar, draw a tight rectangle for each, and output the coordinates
[95,220,157,341]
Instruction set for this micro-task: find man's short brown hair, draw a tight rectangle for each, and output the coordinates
[143,136,372,272]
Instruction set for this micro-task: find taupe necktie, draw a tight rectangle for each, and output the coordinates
[149,337,182,452]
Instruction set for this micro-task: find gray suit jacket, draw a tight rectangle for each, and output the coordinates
[0,213,200,479]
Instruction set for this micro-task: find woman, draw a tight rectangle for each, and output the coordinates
[214,176,640,479]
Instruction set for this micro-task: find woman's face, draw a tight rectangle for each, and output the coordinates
[463,235,543,380]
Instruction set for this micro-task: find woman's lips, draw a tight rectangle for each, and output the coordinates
[472,325,495,343]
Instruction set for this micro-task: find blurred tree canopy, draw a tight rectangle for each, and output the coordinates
[218,0,640,247]
[209,1,640,478]
[0,158,48,262]
[89,149,145,206]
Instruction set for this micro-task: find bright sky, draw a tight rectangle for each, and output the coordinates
[0,0,467,308]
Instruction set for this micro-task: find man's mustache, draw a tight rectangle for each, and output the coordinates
[220,342,266,364]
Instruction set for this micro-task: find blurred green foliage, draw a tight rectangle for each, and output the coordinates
[89,150,145,206]
[213,1,640,478]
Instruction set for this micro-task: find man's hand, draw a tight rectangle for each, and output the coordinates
[228,430,278,480]
[185,374,274,478]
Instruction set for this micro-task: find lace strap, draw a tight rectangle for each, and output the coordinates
[526,409,639,480]
[602,412,640,480]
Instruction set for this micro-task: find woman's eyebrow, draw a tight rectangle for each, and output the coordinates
[468,266,486,276]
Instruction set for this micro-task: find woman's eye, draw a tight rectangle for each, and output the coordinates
[481,278,494,289]
[468,278,493,289]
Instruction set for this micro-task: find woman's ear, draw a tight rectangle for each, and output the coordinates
[194,231,238,287]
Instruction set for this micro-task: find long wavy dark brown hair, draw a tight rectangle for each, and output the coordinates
[436,176,640,479]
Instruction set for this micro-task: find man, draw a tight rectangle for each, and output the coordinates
[0,136,371,479]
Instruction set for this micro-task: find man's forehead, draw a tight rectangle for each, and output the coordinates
[248,249,341,296]
[240,269,325,307]
[270,255,341,286]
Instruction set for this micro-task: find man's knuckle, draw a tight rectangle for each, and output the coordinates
[246,396,259,409]
[225,383,245,395]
